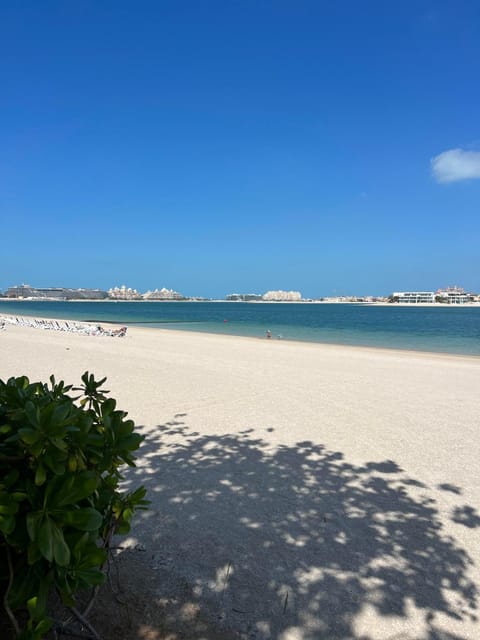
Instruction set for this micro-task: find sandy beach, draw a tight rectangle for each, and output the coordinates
[1,321,479,640]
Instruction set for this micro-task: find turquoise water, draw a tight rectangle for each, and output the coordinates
[0,300,479,356]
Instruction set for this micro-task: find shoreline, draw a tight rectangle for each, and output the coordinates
[132,323,480,362]
[1,297,480,306]
[1,311,479,360]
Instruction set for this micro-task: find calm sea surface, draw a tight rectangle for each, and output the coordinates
[0,300,479,356]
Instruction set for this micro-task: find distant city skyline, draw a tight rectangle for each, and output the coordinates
[2,282,478,303]
[1,2,479,297]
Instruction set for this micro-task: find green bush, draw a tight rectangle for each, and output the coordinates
[0,372,148,639]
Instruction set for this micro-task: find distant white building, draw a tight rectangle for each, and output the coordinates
[262,290,302,301]
[143,288,184,300]
[392,291,435,303]
[226,293,263,301]
[108,285,142,300]
[436,286,471,304]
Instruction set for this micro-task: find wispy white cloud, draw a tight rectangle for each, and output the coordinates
[431,148,480,183]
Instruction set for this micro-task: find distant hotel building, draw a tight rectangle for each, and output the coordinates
[435,286,471,304]
[143,288,185,300]
[392,291,435,304]
[391,286,472,304]
[6,284,107,300]
[108,285,142,300]
[226,290,302,301]
[262,290,302,301]
[226,293,263,301]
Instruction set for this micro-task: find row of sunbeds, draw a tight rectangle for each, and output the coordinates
[0,315,127,337]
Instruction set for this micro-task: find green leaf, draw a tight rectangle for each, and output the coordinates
[0,502,18,515]
[27,512,43,541]
[18,427,41,445]
[120,433,143,451]
[33,619,53,637]
[121,508,133,522]
[25,401,40,427]
[27,576,49,621]
[52,471,99,507]
[38,517,54,561]
[30,441,45,458]
[0,492,20,518]
[43,452,66,476]
[78,545,107,567]
[62,507,103,531]
[115,521,131,535]
[27,542,42,565]
[12,491,28,501]
[76,568,106,586]
[101,398,116,416]
[50,437,68,452]
[0,513,16,535]
[4,468,20,487]
[34,463,46,486]
[7,565,40,610]
[51,523,71,566]
[51,402,72,425]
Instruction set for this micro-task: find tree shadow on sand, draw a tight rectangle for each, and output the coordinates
[98,415,478,640]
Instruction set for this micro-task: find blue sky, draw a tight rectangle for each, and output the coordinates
[1,1,479,298]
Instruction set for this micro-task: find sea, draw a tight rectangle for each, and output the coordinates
[1,300,479,356]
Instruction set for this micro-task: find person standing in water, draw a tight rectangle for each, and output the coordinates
[266,329,272,339]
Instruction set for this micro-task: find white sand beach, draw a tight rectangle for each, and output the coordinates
[1,321,479,639]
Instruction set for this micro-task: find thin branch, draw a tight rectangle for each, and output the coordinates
[80,518,117,618]
[3,547,20,635]
[105,545,127,551]
[52,621,98,640]
[106,552,127,605]
[81,585,100,618]
[221,562,232,600]
[68,607,102,640]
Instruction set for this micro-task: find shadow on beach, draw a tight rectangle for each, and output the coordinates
[87,416,478,640]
